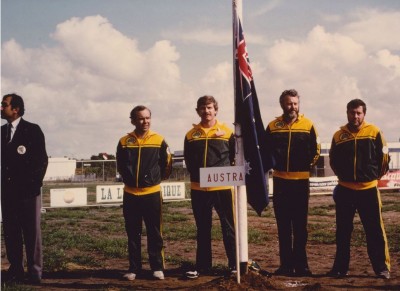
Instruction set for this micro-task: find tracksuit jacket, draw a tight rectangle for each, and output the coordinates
[330,121,390,190]
[184,121,235,190]
[116,130,171,195]
[265,114,320,178]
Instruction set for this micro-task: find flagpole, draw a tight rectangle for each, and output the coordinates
[233,0,248,283]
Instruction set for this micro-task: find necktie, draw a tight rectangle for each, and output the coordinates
[6,123,12,143]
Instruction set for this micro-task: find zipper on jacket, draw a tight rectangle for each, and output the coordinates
[136,136,145,188]
[353,133,358,181]
[286,124,292,172]
[203,129,210,167]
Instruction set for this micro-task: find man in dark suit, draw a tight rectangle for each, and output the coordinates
[1,93,48,284]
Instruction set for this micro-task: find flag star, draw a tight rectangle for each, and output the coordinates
[244,161,252,175]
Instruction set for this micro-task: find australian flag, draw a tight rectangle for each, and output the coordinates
[234,14,271,216]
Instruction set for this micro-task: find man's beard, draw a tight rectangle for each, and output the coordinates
[285,110,298,120]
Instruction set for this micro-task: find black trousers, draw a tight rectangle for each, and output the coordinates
[273,177,310,270]
[332,185,390,274]
[191,189,236,271]
[1,193,43,278]
[123,192,164,273]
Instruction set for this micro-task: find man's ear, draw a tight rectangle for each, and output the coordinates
[13,106,20,115]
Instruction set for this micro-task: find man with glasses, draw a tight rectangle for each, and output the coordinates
[1,93,48,284]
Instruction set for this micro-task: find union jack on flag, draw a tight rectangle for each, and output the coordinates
[234,12,271,215]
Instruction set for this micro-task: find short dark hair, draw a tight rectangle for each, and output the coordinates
[279,89,299,105]
[130,105,151,120]
[3,93,25,116]
[347,99,366,114]
[196,95,218,111]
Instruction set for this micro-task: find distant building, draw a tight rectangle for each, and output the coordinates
[44,157,76,181]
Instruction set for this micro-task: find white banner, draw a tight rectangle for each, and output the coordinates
[200,166,246,187]
[50,188,87,207]
[95,182,186,203]
[96,184,124,203]
[161,182,186,200]
[309,176,338,191]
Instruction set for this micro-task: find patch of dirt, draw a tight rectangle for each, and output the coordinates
[2,193,400,290]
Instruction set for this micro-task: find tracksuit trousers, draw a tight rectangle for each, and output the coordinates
[332,185,390,274]
[190,188,236,271]
[273,177,310,270]
[123,191,164,273]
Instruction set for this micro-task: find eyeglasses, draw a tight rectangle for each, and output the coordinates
[1,102,11,107]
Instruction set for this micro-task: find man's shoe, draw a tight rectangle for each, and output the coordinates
[27,274,41,285]
[185,270,199,279]
[248,260,261,272]
[153,270,165,280]
[123,272,136,281]
[4,270,24,284]
[295,268,312,277]
[326,269,348,278]
[274,266,294,276]
[377,270,390,279]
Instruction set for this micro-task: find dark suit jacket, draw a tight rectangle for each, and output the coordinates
[1,118,48,199]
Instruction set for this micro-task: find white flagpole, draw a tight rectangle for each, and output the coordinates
[233,0,248,284]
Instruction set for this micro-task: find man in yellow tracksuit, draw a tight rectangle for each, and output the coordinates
[328,99,390,279]
[184,95,236,279]
[116,105,171,281]
[265,89,320,277]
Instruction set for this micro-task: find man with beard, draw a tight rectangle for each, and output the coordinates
[184,95,236,279]
[265,89,320,277]
[328,99,390,279]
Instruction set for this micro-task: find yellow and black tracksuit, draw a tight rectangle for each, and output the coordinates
[184,121,236,271]
[265,114,320,273]
[329,121,390,275]
[116,130,171,273]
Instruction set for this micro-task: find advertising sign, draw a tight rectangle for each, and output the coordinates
[50,188,88,207]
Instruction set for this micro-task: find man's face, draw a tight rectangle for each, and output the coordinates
[132,109,151,135]
[197,102,217,124]
[347,105,365,130]
[281,95,299,120]
[1,96,15,121]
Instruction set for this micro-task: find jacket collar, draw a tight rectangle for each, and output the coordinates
[128,129,157,139]
[341,121,371,134]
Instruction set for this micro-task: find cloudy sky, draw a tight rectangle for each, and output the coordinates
[2,0,400,159]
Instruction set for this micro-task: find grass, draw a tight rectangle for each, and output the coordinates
[308,223,336,244]
[2,187,399,279]
[308,205,335,216]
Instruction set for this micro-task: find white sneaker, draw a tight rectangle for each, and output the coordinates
[153,270,165,280]
[123,272,136,281]
[185,270,199,279]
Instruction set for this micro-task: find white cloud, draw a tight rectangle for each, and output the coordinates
[374,49,400,78]
[340,9,400,52]
[1,15,188,158]
[256,23,399,143]
[2,7,400,161]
